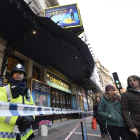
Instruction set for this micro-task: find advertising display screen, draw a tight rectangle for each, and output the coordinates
[44,4,82,28]
[31,79,50,107]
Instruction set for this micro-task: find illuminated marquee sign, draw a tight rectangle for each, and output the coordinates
[47,72,71,93]
[44,4,82,28]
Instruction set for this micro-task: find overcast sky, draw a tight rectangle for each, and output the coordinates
[40,0,140,86]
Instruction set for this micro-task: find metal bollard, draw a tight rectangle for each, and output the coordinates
[80,113,88,140]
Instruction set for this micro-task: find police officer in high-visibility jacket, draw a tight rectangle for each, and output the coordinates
[0,63,35,140]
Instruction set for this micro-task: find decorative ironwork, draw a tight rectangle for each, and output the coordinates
[8,0,94,76]
[0,42,15,77]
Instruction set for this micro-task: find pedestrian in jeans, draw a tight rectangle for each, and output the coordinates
[121,75,140,139]
[98,85,131,140]
[93,96,109,139]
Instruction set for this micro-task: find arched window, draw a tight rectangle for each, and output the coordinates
[32,66,40,80]
[6,55,24,80]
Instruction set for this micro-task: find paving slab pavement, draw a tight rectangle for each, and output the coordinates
[32,117,105,140]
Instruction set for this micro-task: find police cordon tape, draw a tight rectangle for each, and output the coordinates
[0,102,87,117]
[65,116,92,140]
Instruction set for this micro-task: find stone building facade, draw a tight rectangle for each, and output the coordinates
[24,0,59,16]
[96,59,113,92]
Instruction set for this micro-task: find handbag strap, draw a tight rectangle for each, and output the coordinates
[108,102,122,117]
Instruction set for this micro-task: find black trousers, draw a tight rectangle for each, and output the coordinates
[138,134,140,140]
[97,120,108,135]
[107,125,131,140]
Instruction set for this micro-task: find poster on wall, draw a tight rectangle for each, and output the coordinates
[31,79,50,107]
[71,95,77,110]
[88,96,93,110]
[44,4,82,28]
[83,97,88,111]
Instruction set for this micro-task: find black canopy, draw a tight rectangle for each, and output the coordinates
[0,0,95,84]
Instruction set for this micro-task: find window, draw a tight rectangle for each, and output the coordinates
[56,91,60,108]
[32,66,40,80]
[51,88,71,109]
[60,92,65,108]
[65,93,71,109]
[7,55,24,73]
[52,91,56,107]
[6,55,24,80]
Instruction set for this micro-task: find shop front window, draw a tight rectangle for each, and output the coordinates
[51,89,71,109]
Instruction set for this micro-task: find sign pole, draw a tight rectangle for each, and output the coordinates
[118,89,121,95]
[80,113,88,140]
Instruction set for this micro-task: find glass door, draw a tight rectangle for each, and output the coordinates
[56,91,60,108]
[60,92,65,108]
[66,93,71,109]
[52,91,56,107]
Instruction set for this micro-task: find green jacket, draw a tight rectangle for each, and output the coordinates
[98,95,125,127]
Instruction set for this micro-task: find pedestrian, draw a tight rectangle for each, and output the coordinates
[98,85,131,140]
[0,63,35,140]
[93,96,109,139]
[121,75,140,139]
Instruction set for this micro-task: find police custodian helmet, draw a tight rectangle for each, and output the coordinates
[11,63,26,77]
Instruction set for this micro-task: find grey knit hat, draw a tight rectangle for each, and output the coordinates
[105,85,115,91]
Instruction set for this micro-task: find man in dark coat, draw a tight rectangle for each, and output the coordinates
[121,75,140,139]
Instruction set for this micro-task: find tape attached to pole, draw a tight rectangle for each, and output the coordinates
[0,102,85,117]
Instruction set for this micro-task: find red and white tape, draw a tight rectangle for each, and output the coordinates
[65,121,81,140]
[65,116,92,140]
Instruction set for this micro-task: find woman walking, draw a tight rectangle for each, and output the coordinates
[98,85,131,140]
[93,96,109,139]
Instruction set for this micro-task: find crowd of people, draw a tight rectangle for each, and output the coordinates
[93,75,140,140]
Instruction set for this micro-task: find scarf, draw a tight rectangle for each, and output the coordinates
[9,78,27,95]
[105,92,121,102]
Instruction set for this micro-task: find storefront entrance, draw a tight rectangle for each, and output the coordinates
[51,88,71,109]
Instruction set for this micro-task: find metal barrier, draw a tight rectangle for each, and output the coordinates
[0,102,84,117]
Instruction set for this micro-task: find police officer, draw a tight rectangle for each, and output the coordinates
[0,63,35,140]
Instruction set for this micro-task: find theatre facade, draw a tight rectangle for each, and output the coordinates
[0,0,96,127]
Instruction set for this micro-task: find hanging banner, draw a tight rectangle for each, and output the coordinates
[47,72,71,93]
[71,95,77,110]
[31,79,50,107]
[44,3,82,28]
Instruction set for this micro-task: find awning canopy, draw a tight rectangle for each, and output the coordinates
[0,0,95,84]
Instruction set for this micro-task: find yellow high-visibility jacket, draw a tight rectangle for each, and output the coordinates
[0,84,35,140]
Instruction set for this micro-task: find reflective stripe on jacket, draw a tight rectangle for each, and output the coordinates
[0,84,35,140]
